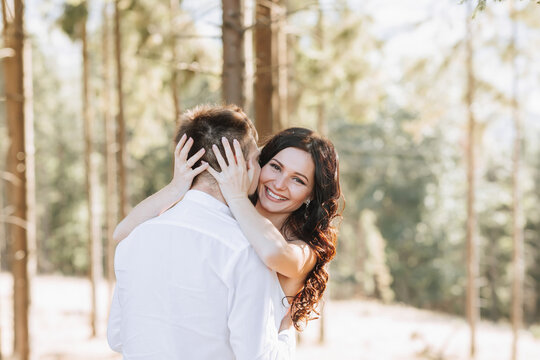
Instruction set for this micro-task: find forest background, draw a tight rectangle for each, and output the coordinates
[1,0,540,359]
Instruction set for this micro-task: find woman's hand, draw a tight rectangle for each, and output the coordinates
[170,133,209,196]
[207,137,253,204]
[112,134,207,243]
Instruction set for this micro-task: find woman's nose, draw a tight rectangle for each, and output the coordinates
[274,175,287,190]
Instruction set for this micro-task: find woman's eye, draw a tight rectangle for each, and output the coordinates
[270,163,280,170]
[293,178,305,185]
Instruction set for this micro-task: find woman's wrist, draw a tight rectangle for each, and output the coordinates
[166,181,187,198]
[226,195,251,210]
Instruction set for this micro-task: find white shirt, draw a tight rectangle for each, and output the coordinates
[107,190,294,360]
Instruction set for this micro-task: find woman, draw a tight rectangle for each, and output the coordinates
[114,127,342,331]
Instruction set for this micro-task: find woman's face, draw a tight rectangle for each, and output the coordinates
[257,147,315,215]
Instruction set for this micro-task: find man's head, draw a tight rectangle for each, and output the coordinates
[174,104,260,192]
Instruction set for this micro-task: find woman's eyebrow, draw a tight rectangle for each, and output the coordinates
[272,158,309,183]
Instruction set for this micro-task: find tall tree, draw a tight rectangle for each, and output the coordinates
[82,6,102,338]
[315,2,325,135]
[58,1,102,337]
[169,0,181,121]
[0,168,4,358]
[314,5,326,342]
[272,0,287,131]
[102,0,117,292]
[114,0,128,219]
[464,2,478,358]
[253,0,274,141]
[243,0,254,117]
[22,41,35,278]
[355,213,366,297]
[362,210,394,303]
[222,0,245,107]
[1,0,30,358]
[510,1,524,359]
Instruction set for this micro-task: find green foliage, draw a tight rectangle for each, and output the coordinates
[288,3,383,127]
[30,40,88,275]
[117,0,221,206]
[58,2,88,40]
[11,0,539,327]
[329,104,466,312]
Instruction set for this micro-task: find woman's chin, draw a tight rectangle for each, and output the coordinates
[258,196,281,213]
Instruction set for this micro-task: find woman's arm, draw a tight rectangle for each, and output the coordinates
[226,196,316,279]
[113,134,208,242]
[207,138,316,279]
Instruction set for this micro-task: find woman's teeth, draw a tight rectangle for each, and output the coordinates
[267,188,286,201]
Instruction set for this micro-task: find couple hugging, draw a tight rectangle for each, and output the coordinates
[107,104,342,359]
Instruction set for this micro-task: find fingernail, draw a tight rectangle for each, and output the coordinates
[233,139,239,144]
[222,136,227,142]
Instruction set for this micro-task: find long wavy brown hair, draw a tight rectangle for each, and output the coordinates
[257,127,342,331]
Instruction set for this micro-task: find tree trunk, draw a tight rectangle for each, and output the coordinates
[243,0,254,118]
[465,3,478,358]
[318,297,325,344]
[315,3,326,136]
[363,210,393,303]
[355,213,366,297]
[0,168,4,359]
[82,16,102,338]
[254,0,273,142]
[23,41,36,278]
[286,29,299,123]
[102,1,117,294]
[510,1,523,359]
[170,0,181,121]
[484,233,501,321]
[2,0,29,358]
[114,0,128,219]
[272,0,287,131]
[222,0,245,107]
[486,232,500,321]
[315,5,326,339]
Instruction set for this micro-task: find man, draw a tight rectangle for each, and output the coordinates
[107,105,294,359]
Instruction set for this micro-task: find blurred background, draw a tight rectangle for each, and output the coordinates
[1,0,540,359]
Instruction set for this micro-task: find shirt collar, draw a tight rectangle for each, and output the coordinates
[183,190,233,218]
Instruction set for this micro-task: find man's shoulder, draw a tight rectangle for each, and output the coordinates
[140,200,250,252]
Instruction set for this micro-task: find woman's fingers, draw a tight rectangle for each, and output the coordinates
[186,148,205,168]
[178,137,194,162]
[212,144,228,172]
[221,137,236,166]
[175,134,187,157]
[232,139,245,169]
[191,161,209,177]
[206,163,220,180]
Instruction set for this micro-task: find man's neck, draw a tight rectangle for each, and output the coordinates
[190,181,227,205]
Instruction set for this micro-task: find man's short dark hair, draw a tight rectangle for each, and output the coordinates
[174,104,257,184]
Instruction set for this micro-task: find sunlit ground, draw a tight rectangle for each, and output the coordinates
[0,273,539,360]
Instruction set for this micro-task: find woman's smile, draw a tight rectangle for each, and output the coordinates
[264,186,288,201]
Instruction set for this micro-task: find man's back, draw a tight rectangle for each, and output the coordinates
[107,190,291,359]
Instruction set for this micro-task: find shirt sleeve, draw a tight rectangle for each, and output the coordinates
[227,248,295,360]
[107,285,123,353]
